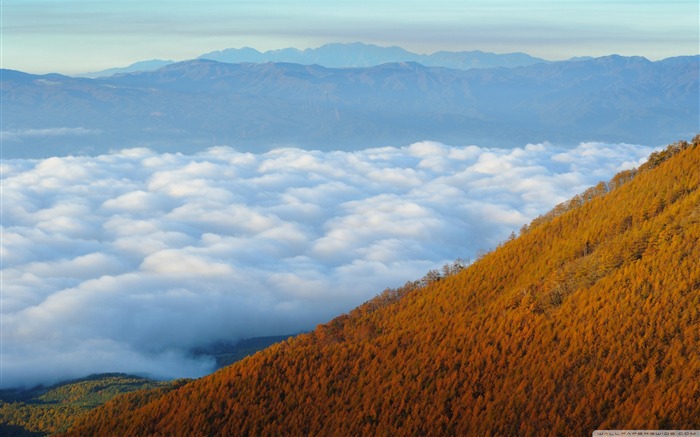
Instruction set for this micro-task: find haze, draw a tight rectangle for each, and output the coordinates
[3,0,698,75]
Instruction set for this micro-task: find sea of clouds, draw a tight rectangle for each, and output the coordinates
[1,140,656,387]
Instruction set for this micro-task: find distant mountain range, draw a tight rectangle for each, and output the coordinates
[78,59,175,78]
[197,42,550,70]
[77,42,549,77]
[3,54,697,158]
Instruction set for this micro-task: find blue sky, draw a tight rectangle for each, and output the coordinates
[3,1,699,74]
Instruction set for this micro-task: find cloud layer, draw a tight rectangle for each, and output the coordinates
[1,141,655,387]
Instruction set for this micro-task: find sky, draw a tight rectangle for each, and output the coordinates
[1,140,657,387]
[2,0,699,75]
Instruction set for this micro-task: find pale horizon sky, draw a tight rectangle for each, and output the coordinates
[2,0,699,75]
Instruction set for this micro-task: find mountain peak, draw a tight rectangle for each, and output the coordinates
[196,42,548,69]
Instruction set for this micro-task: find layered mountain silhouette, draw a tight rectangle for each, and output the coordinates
[65,138,700,435]
[197,42,549,70]
[77,59,175,79]
[77,42,548,77]
[3,55,698,158]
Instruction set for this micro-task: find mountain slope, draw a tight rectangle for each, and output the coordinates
[3,56,698,158]
[77,43,546,78]
[0,374,174,436]
[76,59,175,78]
[67,137,700,435]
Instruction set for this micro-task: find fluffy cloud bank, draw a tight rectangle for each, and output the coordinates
[1,141,655,387]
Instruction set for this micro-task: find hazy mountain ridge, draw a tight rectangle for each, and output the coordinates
[197,42,549,70]
[65,137,700,435]
[2,55,697,158]
[76,60,175,79]
[78,42,548,78]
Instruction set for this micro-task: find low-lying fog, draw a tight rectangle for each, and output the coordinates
[1,140,656,387]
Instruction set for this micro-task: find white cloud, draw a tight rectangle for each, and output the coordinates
[0,140,656,387]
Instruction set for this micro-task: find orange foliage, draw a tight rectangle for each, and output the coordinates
[66,136,700,436]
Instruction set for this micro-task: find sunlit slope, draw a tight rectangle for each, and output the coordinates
[0,374,174,436]
[67,138,700,436]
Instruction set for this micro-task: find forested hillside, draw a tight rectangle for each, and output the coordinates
[0,374,175,436]
[66,137,700,435]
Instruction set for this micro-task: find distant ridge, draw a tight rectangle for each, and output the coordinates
[0,373,172,435]
[197,42,549,70]
[4,55,698,158]
[66,137,700,435]
[76,42,548,77]
[77,59,175,78]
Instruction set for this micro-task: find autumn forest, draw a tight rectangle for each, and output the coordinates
[56,137,700,435]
